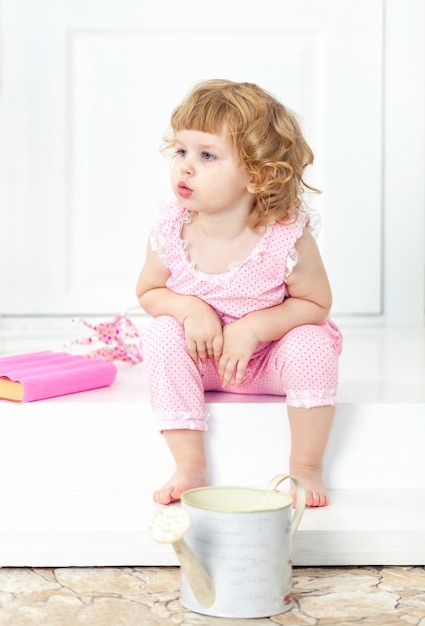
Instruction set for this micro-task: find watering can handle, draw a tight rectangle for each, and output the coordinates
[267,474,306,535]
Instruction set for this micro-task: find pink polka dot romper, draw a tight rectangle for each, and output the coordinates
[141,201,343,432]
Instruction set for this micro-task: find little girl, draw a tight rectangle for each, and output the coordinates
[136,79,342,508]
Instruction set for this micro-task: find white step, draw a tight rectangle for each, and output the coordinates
[0,325,424,566]
[1,489,424,567]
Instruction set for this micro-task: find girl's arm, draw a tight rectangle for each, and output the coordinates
[136,241,193,322]
[136,242,223,361]
[218,229,332,387]
[246,227,332,341]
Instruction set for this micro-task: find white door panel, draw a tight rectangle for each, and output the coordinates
[0,0,386,315]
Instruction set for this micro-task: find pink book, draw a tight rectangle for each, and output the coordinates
[0,351,117,402]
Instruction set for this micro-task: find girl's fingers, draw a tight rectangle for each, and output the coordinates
[219,358,248,387]
[212,335,224,361]
[219,359,237,388]
[186,339,198,361]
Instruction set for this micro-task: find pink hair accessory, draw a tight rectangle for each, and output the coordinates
[69,315,143,364]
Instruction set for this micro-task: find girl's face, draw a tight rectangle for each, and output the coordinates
[170,126,255,218]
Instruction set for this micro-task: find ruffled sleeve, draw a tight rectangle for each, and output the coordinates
[284,207,321,281]
[149,202,186,268]
[149,227,167,266]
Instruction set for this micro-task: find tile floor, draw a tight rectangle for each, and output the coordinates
[0,566,424,625]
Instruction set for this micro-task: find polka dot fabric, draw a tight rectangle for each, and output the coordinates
[151,202,306,324]
[143,202,343,431]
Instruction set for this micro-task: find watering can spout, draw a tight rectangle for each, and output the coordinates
[148,507,216,608]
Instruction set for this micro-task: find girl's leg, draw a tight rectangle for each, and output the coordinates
[142,316,210,432]
[288,404,335,507]
[278,324,340,507]
[244,323,341,507]
[142,316,216,504]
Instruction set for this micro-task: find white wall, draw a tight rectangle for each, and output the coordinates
[383,0,425,326]
[0,0,423,328]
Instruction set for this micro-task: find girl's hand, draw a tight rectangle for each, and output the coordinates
[183,302,224,363]
[218,318,260,387]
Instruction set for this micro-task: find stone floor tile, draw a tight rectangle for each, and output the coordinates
[1,594,168,626]
[0,568,61,594]
[317,617,406,626]
[397,592,425,622]
[380,567,425,592]
[81,596,167,625]
[293,571,380,595]
[167,598,191,614]
[1,566,425,625]
[132,566,181,594]
[0,594,84,626]
[53,566,149,595]
[270,606,317,625]
[297,587,400,621]
[30,568,59,584]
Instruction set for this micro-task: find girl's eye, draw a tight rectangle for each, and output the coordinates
[201,151,216,161]
[175,148,187,158]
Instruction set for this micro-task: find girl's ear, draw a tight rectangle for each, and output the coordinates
[246,180,257,194]
[247,165,277,193]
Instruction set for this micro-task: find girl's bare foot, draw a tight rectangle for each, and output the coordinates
[290,466,329,507]
[153,429,208,504]
[153,466,209,505]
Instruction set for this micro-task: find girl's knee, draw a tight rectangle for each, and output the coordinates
[274,324,340,383]
[283,324,334,355]
[142,315,185,355]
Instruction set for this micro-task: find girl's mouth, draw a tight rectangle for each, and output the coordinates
[177,182,193,198]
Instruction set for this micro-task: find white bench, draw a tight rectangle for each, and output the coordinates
[0,326,424,566]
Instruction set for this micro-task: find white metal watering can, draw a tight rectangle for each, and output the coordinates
[148,474,305,618]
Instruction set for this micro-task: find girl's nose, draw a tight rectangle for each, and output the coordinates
[181,156,194,175]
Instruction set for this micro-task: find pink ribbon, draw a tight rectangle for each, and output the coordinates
[70,315,143,364]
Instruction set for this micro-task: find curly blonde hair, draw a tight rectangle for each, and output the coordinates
[163,79,319,230]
